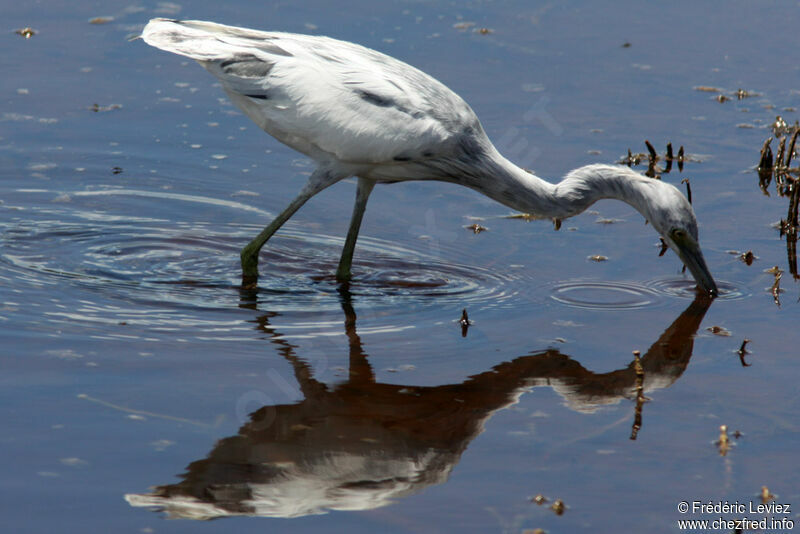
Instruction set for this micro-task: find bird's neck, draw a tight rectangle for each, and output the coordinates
[482,151,655,223]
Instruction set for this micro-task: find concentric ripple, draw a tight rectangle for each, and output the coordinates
[0,189,528,322]
[549,281,660,310]
[548,277,745,310]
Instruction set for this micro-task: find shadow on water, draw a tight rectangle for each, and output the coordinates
[125,288,712,520]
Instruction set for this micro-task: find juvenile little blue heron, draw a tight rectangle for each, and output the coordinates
[141,19,717,296]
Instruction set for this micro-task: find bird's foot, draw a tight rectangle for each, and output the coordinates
[241,272,259,290]
[335,265,352,284]
[240,249,260,289]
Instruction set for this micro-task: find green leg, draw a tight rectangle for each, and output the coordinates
[241,171,335,287]
[335,177,375,282]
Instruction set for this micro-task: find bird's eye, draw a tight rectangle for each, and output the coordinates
[671,229,686,240]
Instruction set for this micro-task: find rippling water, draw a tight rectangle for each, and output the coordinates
[3,2,800,534]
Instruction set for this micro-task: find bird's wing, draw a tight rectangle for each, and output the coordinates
[142,19,481,165]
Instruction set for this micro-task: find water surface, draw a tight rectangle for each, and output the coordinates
[2,1,799,533]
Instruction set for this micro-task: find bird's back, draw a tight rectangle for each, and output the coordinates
[142,19,484,168]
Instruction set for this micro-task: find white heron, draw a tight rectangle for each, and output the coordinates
[141,18,718,296]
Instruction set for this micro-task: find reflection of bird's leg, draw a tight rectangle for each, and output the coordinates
[282,347,329,399]
[241,169,339,286]
[336,177,376,282]
[336,284,375,384]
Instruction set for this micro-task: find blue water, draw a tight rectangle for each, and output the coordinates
[2,1,799,533]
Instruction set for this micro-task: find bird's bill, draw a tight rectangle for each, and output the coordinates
[673,233,718,297]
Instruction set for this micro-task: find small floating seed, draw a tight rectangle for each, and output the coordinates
[465,223,487,234]
[15,27,36,38]
[707,325,731,336]
[739,250,755,265]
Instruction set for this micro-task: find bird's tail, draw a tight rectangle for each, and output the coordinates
[141,18,280,61]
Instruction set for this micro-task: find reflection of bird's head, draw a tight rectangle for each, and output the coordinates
[643,181,717,296]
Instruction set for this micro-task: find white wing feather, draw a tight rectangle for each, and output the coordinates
[142,19,481,165]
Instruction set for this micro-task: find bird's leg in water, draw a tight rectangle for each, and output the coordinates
[241,171,335,287]
[336,178,375,282]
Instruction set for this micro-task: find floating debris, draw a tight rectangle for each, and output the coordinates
[765,265,784,307]
[737,338,751,367]
[694,86,759,102]
[681,178,692,204]
[645,139,657,160]
[476,27,493,35]
[716,424,731,456]
[459,308,472,338]
[786,129,799,168]
[772,115,789,136]
[707,325,731,337]
[531,494,548,505]
[621,41,631,48]
[505,213,536,222]
[758,136,774,188]
[622,148,641,166]
[465,223,487,234]
[588,255,608,262]
[88,16,114,24]
[664,143,675,173]
[630,350,647,440]
[111,166,124,175]
[89,103,122,112]
[739,250,756,265]
[760,486,775,504]
[595,217,622,224]
[620,140,687,177]
[550,499,566,516]
[452,21,476,31]
[658,238,669,257]
[15,27,36,38]
[754,132,800,291]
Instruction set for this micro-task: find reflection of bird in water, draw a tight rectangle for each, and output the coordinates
[125,293,712,519]
[141,19,717,295]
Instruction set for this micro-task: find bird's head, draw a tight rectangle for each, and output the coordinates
[644,181,717,297]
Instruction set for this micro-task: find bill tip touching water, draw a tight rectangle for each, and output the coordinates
[140,18,717,297]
